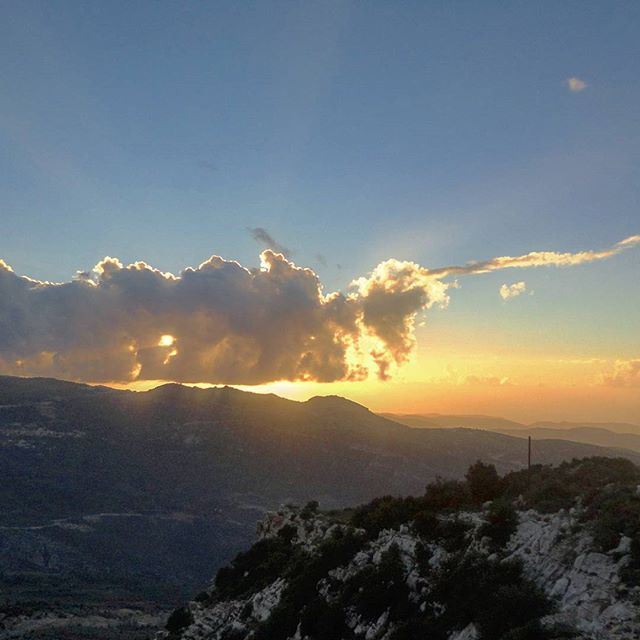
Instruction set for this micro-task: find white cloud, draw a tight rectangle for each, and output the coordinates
[431,235,640,277]
[500,281,527,300]
[566,77,588,92]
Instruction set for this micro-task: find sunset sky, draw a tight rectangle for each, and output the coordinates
[1,2,639,422]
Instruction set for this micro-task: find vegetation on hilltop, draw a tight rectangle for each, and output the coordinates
[170,457,640,640]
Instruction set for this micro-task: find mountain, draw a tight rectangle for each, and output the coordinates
[380,412,525,430]
[2,376,640,637]
[385,413,640,435]
[498,426,640,454]
[530,420,640,435]
[147,457,640,640]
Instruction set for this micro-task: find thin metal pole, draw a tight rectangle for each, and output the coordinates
[527,436,532,489]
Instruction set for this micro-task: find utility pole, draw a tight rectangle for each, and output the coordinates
[527,436,532,489]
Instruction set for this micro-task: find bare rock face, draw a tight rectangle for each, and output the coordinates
[507,510,639,639]
[157,505,640,640]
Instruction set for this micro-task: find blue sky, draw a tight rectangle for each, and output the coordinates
[2,2,638,277]
[1,2,639,418]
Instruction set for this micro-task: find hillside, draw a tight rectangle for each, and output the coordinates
[380,413,525,430]
[150,457,640,640]
[2,376,640,636]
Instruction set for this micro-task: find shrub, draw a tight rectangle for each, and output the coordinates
[300,596,351,640]
[479,499,519,550]
[214,536,292,599]
[622,535,640,586]
[412,510,439,538]
[351,495,425,537]
[436,516,472,552]
[388,617,447,640]
[301,500,319,520]
[423,477,470,511]
[277,524,297,543]
[584,484,640,550]
[341,544,411,622]
[466,461,501,505]
[255,528,364,640]
[502,457,640,513]
[165,606,194,634]
[431,553,553,640]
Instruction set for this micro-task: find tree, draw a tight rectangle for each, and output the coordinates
[465,461,501,505]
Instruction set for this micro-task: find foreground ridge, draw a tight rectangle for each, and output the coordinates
[159,458,640,640]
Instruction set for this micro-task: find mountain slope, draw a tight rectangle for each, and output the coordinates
[380,412,525,430]
[152,457,640,640]
[2,375,640,632]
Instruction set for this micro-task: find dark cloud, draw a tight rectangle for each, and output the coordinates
[248,228,292,258]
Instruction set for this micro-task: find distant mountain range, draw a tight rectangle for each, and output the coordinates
[383,412,640,433]
[384,413,640,451]
[2,375,640,630]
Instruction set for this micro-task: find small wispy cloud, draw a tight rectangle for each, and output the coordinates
[431,235,640,278]
[566,77,588,92]
[500,281,527,300]
[600,359,640,388]
[247,227,292,258]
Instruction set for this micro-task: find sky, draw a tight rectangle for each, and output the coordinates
[1,2,639,422]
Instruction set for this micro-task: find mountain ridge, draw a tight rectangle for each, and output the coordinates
[2,375,640,638]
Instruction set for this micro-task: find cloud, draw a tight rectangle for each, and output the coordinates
[0,252,450,384]
[600,359,640,388]
[248,228,292,258]
[430,235,640,278]
[0,233,637,385]
[464,375,512,387]
[500,281,527,300]
[566,77,588,92]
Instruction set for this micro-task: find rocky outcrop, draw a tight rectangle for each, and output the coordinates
[158,505,640,640]
[508,509,639,639]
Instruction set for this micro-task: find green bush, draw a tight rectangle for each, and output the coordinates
[412,510,439,538]
[584,484,640,551]
[411,510,471,552]
[165,606,194,634]
[341,544,411,622]
[351,495,425,537]
[301,500,320,520]
[436,516,472,552]
[254,528,364,640]
[423,477,470,511]
[466,461,501,505]
[214,536,292,599]
[300,596,352,640]
[479,500,519,550]
[431,553,553,640]
[502,457,640,513]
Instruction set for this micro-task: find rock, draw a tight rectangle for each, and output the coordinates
[609,536,632,556]
[450,623,479,639]
[160,504,640,640]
